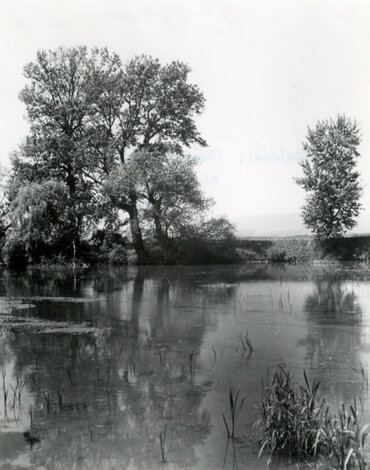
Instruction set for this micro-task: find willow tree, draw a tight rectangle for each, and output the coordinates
[296,116,362,240]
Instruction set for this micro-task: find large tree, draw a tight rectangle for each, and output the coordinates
[87,55,207,260]
[14,48,207,262]
[296,115,362,240]
[104,151,211,250]
[13,47,121,247]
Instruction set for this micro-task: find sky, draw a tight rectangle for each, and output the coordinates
[0,0,369,233]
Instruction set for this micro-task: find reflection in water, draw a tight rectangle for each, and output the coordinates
[301,279,365,402]
[3,269,215,469]
[0,264,369,469]
[305,280,362,321]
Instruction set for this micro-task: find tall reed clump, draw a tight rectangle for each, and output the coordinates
[256,364,369,469]
[322,401,369,470]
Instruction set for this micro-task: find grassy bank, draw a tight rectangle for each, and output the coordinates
[235,235,370,263]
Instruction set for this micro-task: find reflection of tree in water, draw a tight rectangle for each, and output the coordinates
[300,279,364,401]
[3,268,227,469]
[305,280,362,320]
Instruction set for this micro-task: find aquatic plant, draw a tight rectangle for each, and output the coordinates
[256,364,370,469]
[322,401,369,470]
[10,376,25,409]
[189,351,195,376]
[43,391,51,413]
[23,430,40,449]
[237,329,254,353]
[222,385,246,440]
[211,344,217,369]
[10,385,17,409]
[360,363,368,387]
[159,351,165,367]
[29,407,34,429]
[159,424,169,463]
[66,366,73,384]
[57,387,64,407]
[257,365,325,463]
[2,371,9,411]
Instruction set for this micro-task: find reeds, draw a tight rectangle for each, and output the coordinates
[43,391,51,413]
[2,370,9,411]
[360,363,368,387]
[237,329,254,353]
[57,387,65,407]
[222,385,246,440]
[256,364,369,469]
[320,401,369,470]
[211,345,217,369]
[159,424,169,463]
[189,351,194,376]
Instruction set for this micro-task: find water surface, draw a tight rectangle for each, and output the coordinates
[0,263,370,469]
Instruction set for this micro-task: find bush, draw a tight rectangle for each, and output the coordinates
[3,236,29,268]
[321,236,370,262]
[268,250,287,262]
[108,245,129,265]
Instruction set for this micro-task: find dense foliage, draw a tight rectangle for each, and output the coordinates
[2,47,236,267]
[296,116,362,240]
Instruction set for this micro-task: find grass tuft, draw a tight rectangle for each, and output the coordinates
[222,384,246,440]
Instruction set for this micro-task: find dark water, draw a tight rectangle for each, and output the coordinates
[0,263,370,470]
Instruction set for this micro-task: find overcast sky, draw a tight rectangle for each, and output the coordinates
[0,0,369,232]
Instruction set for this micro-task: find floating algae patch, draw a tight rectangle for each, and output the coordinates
[0,296,102,335]
[199,283,235,289]
[0,298,36,314]
[0,313,101,335]
[12,296,103,303]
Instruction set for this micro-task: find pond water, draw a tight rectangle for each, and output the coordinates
[0,263,370,470]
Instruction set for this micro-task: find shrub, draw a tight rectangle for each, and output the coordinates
[108,245,129,265]
[3,236,29,268]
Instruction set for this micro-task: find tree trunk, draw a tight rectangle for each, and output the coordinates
[151,199,172,251]
[153,212,171,250]
[127,196,147,263]
[110,192,147,263]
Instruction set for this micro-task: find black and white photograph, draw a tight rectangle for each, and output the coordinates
[0,1,370,469]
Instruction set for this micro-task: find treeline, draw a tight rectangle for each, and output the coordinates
[0,47,237,267]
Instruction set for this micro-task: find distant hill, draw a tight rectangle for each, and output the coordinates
[233,212,370,237]
[233,213,307,237]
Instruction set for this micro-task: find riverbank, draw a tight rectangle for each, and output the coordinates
[3,234,369,271]
[235,234,370,263]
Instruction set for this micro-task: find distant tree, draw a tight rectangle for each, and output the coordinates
[179,217,235,245]
[296,115,362,239]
